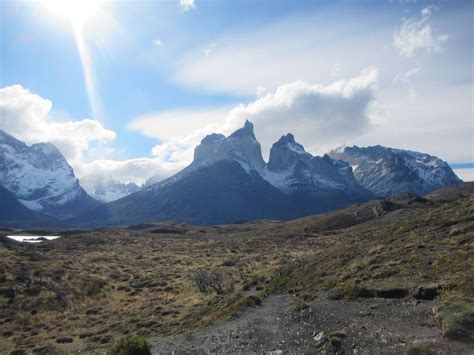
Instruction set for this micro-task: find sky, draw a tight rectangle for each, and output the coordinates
[1,0,473,184]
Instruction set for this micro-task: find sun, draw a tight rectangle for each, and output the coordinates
[40,0,103,26]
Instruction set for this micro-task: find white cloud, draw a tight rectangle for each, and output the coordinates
[393,6,448,57]
[171,14,392,96]
[128,107,231,166]
[349,82,474,163]
[179,0,195,11]
[129,68,379,162]
[0,85,186,187]
[330,63,342,78]
[0,85,189,187]
[256,86,267,97]
[76,158,183,186]
[0,85,116,166]
[128,107,231,141]
[154,39,164,46]
[393,67,420,84]
[225,67,379,158]
[202,42,216,57]
[421,5,438,17]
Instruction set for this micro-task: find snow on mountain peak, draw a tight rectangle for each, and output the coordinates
[328,145,462,197]
[0,130,98,218]
[192,120,265,171]
[268,133,311,172]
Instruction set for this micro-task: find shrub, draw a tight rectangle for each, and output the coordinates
[222,259,237,267]
[329,330,346,349]
[108,335,151,355]
[404,341,440,355]
[191,269,225,294]
[342,283,375,299]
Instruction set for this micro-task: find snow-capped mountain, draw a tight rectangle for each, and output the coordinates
[263,134,372,214]
[0,130,99,219]
[74,121,373,226]
[328,145,462,197]
[265,133,368,194]
[80,176,140,203]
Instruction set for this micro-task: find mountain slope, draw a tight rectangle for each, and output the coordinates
[328,145,462,197]
[264,134,373,214]
[0,130,99,219]
[76,159,291,226]
[74,121,373,226]
[0,185,56,228]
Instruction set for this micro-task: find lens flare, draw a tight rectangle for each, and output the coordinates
[40,0,102,26]
[40,0,104,122]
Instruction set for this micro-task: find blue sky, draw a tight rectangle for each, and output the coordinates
[1,0,473,183]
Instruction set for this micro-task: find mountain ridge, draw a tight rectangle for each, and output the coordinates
[328,144,462,197]
[0,125,463,228]
[72,121,374,226]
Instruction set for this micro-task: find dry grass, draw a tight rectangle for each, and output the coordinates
[0,184,473,353]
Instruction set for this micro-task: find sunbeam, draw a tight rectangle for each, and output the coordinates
[72,22,103,123]
[40,0,105,122]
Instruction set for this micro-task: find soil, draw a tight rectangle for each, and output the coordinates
[150,292,468,354]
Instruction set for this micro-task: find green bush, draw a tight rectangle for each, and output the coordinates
[108,335,151,355]
[329,330,347,349]
[404,341,440,355]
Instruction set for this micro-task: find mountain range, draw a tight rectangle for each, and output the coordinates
[0,124,463,227]
[328,145,462,197]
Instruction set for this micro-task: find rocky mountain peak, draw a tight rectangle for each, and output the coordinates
[192,120,265,170]
[276,133,296,145]
[268,133,311,172]
[200,133,225,145]
[229,119,256,140]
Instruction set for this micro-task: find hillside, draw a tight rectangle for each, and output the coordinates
[0,183,472,354]
[0,186,57,228]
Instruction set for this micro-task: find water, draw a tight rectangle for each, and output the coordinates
[6,235,61,243]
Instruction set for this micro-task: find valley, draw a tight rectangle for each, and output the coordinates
[1,183,473,354]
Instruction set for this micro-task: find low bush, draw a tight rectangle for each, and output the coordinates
[404,341,441,355]
[107,335,151,355]
[329,330,346,349]
[191,269,225,294]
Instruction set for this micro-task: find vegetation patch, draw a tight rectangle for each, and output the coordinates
[108,335,151,355]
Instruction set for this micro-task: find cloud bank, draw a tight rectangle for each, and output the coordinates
[0,85,179,186]
[130,68,379,162]
[0,85,115,165]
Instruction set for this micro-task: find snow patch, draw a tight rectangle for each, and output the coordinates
[260,167,294,194]
[286,142,306,154]
[19,199,43,211]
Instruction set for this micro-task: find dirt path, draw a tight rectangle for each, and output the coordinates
[150,294,299,354]
[149,292,469,354]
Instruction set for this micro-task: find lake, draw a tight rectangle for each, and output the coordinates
[6,235,61,243]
